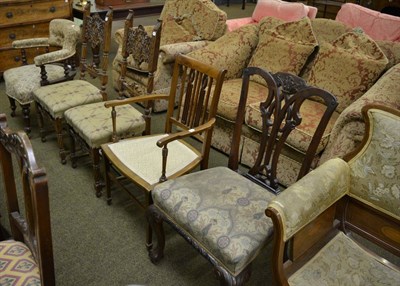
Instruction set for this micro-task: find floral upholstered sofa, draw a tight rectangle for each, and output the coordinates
[112,0,227,111]
[187,16,400,187]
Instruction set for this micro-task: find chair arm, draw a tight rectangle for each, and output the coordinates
[159,41,210,64]
[34,49,76,66]
[156,118,216,147]
[266,158,350,241]
[104,94,169,108]
[12,38,49,49]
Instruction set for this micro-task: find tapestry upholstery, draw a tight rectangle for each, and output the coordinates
[0,240,40,286]
[152,166,275,275]
[348,108,400,220]
[33,80,103,118]
[308,31,389,113]
[64,101,146,148]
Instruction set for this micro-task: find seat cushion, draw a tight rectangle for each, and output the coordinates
[33,80,103,118]
[152,167,275,275]
[289,232,400,285]
[0,240,40,286]
[64,101,146,148]
[3,64,66,105]
[104,134,200,187]
[246,99,340,154]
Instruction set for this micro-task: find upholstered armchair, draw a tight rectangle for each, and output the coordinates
[3,19,81,134]
[266,105,400,285]
[112,0,227,112]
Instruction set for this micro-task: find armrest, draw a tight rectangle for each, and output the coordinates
[34,49,76,66]
[12,38,49,49]
[267,158,350,241]
[159,41,210,64]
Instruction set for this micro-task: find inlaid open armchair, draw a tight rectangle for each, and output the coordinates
[3,18,81,134]
[266,105,400,285]
[146,67,338,285]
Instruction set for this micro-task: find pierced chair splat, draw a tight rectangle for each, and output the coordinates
[146,67,338,286]
[33,2,113,165]
[3,18,81,134]
[64,11,161,197]
[101,54,227,248]
[0,114,55,286]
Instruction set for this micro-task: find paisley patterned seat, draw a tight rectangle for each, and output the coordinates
[266,105,400,285]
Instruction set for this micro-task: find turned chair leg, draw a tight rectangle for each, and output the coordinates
[36,102,47,142]
[8,97,17,117]
[104,155,113,205]
[146,205,165,263]
[91,148,104,198]
[20,103,31,134]
[54,118,66,164]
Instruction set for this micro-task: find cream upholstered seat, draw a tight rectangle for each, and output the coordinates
[0,114,55,285]
[266,105,400,286]
[3,18,80,134]
[101,54,226,248]
[33,3,113,165]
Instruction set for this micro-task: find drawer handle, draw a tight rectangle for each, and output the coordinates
[6,12,13,18]
[9,33,16,40]
[49,6,56,13]
[14,56,20,62]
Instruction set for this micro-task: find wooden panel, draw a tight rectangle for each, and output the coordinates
[95,0,149,6]
[0,0,71,27]
[0,22,50,48]
[0,47,51,71]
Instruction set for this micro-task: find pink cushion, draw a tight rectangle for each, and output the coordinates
[336,3,400,42]
[226,17,256,32]
[252,0,316,22]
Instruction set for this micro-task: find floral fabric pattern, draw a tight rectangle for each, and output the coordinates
[0,240,40,286]
[152,167,275,274]
[308,31,389,113]
[349,108,400,219]
[288,232,400,285]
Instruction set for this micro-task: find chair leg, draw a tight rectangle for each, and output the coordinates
[54,118,66,164]
[215,264,252,286]
[146,204,165,264]
[36,102,47,142]
[21,103,31,134]
[91,147,104,198]
[8,97,16,117]
[104,154,113,205]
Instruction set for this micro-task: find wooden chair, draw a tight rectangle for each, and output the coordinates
[101,54,227,248]
[3,18,81,134]
[63,12,161,197]
[146,67,338,285]
[33,2,113,164]
[0,114,55,286]
[266,105,400,285]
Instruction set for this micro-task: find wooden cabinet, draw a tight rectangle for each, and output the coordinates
[0,0,72,75]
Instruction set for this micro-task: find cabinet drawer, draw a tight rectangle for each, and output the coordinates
[0,0,71,27]
[0,22,50,48]
[0,47,55,73]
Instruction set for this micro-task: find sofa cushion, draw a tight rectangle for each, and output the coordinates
[252,0,310,22]
[248,17,318,83]
[160,14,201,46]
[245,99,340,154]
[310,18,352,44]
[308,31,389,113]
[258,16,285,33]
[376,40,400,70]
[188,24,259,80]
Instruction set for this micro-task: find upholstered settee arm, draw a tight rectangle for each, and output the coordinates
[266,158,350,241]
[159,41,210,64]
[34,49,76,66]
[319,63,400,165]
[12,38,49,48]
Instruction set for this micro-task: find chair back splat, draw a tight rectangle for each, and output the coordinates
[229,67,338,194]
[0,114,54,286]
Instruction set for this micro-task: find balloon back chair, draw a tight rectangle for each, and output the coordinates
[63,11,162,197]
[0,114,54,286]
[3,18,81,134]
[266,105,400,285]
[33,2,113,165]
[146,67,338,285]
[100,54,227,248]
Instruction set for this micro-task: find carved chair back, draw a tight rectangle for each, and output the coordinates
[119,11,162,97]
[80,1,113,100]
[0,114,54,285]
[229,67,338,194]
